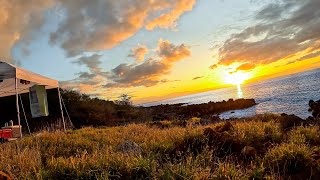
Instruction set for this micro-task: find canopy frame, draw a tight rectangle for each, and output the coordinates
[0,61,66,137]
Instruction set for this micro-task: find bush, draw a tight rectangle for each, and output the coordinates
[233,121,282,150]
[264,143,313,176]
[2,115,320,179]
[287,126,320,145]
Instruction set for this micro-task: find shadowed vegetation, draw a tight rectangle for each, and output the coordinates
[0,89,256,132]
[1,114,320,179]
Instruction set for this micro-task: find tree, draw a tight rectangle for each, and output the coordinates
[115,94,132,106]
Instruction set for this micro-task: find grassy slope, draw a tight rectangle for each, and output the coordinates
[1,114,320,180]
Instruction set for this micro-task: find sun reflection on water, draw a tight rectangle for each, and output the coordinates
[237,84,243,98]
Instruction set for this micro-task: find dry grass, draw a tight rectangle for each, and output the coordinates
[0,114,319,179]
[233,120,282,145]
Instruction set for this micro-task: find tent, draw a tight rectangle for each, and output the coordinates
[0,61,66,137]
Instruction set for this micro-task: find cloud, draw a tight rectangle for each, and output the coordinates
[61,54,107,93]
[295,51,320,62]
[158,39,191,63]
[50,0,197,57]
[285,50,320,65]
[0,0,197,59]
[146,0,196,30]
[0,0,54,60]
[73,54,103,74]
[209,64,218,69]
[236,63,256,71]
[77,72,97,79]
[192,76,203,80]
[105,61,169,88]
[62,40,191,95]
[217,0,320,67]
[128,45,149,62]
[255,3,285,21]
[105,40,191,88]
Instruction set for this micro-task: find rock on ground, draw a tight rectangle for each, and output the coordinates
[279,113,304,131]
[241,146,257,158]
[309,100,320,118]
[116,140,143,156]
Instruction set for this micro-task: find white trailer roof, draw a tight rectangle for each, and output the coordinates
[0,62,59,97]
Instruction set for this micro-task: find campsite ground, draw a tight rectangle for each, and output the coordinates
[1,113,320,180]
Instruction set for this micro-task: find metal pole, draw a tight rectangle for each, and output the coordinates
[15,78,22,138]
[58,87,66,132]
[19,94,31,135]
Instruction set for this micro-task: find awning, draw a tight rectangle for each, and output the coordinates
[0,62,59,97]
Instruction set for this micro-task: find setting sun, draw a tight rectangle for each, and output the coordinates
[224,71,251,85]
[1,1,320,179]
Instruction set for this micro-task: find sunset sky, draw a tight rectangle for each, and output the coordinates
[2,0,320,104]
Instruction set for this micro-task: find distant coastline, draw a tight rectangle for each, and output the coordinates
[142,68,320,119]
[140,68,320,107]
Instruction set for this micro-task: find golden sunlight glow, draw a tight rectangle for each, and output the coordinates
[224,71,251,85]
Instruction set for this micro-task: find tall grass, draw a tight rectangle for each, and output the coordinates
[0,114,319,179]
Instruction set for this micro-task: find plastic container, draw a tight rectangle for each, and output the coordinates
[0,129,12,139]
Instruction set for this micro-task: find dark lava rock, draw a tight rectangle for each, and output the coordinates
[241,146,257,158]
[218,131,244,156]
[203,126,244,156]
[210,115,221,122]
[199,118,210,125]
[200,116,221,125]
[148,98,256,121]
[216,121,234,132]
[203,127,219,143]
[171,134,207,158]
[279,113,304,131]
[172,122,243,159]
[309,100,320,118]
[203,127,215,137]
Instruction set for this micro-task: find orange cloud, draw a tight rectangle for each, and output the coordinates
[236,63,256,71]
[146,0,197,30]
[105,40,191,88]
[0,0,53,60]
[217,0,320,69]
[209,64,218,70]
[50,0,198,57]
[158,39,191,63]
[0,0,198,58]
[62,40,191,94]
[128,45,149,62]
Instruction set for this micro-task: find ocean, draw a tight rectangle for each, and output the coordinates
[143,68,320,119]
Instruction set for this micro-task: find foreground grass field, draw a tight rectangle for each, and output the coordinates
[1,114,320,179]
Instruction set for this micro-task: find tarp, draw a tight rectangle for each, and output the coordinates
[0,62,59,97]
[29,85,49,117]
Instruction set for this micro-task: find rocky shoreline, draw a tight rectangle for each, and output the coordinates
[146,98,256,121]
[309,100,320,119]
